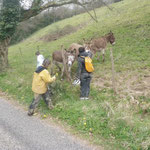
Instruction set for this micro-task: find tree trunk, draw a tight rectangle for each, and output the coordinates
[0,39,9,71]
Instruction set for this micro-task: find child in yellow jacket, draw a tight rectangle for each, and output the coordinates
[28,59,56,116]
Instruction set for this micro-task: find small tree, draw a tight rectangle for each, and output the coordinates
[0,0,20,70]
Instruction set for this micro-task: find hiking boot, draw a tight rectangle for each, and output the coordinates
[28,109,34,116]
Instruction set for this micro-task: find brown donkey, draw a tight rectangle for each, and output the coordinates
[67,43,83,59]
[51,50,75,79]
[85,31,115,62]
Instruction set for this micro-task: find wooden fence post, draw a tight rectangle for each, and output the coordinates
[19,47,25,70]
[61,45,71,82]
[37,45,39,51]
[110,47,117,94]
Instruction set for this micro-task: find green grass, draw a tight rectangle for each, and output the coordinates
[0,0,150,149]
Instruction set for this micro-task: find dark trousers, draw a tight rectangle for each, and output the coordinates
[29,90,52,111]
[80,73,92,98]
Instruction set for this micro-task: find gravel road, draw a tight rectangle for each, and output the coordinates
[0,97,98,150]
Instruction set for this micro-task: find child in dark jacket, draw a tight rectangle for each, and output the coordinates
[76,47,92,100]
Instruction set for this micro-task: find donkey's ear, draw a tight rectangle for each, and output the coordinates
[83,38,86,43]
[72,49,76,55]
[66,50,70,53]
[90,38,93,42]
[65,49,70,52]
[69,48,76,54]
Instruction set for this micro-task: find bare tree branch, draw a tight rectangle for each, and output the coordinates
[31,0,43,9]
[21,0,91,21]
[91,0,98,21]
[21,0,74,21]
[101,1,113,11]
[76,1,98,23]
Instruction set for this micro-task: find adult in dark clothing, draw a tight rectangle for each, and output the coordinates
[76,47,92,100]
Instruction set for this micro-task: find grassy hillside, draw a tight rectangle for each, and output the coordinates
[0,0,150,149]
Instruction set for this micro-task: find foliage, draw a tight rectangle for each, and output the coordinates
[0,0,20,41]
[0,0,150,149]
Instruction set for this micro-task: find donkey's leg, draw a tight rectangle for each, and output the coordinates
[61,66,65,80]
[55,62,61,72]
[102,49,105,62]
[91,51,96,58]
[68,66,72,80]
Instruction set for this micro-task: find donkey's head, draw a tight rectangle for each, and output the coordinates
[107,31,115,45]
[65,51,75,67]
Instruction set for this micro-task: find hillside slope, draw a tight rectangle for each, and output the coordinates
[0,0,150,149]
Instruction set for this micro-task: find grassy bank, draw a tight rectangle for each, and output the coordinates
[0,0,150,149]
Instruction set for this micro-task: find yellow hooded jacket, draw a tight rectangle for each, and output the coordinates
[32,68,55,94]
